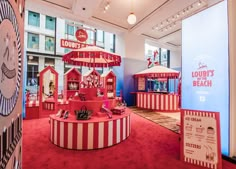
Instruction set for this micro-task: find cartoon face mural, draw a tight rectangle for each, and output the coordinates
[0,0,22,116]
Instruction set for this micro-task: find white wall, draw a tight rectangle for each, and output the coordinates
[170,50,181,68]
[54,58,64,91]
[124,32,145,61]
[229,0,236,157]
[56,18,65,55]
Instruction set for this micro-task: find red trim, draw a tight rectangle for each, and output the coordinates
[103,121,109,147]
[93,122,99,149]
[120,119,123,141]
[57,120,60,146]
[72,123,77,149]
[64,122,68,148]
[82,123,88,150]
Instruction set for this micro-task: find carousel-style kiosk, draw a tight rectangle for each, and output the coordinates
[48,46,131,150]
[133,65,180,112]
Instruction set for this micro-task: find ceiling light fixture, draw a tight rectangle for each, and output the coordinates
[127,0,136,25]
[152,0,207,32]
[103,1,110,13]
[127,13,137,25]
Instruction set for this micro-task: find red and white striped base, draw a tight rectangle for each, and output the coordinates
[49,111,131,150]
[136,92,179,112]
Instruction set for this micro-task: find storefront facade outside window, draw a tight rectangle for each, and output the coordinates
[25,10,116,94]
[45,16,55,30]
[28,11,40,27]
[45,36,55,52]
[27,33,39,49]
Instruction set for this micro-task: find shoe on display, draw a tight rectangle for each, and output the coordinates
[56,109,63,117]
[60,110,66,118]
[63,111,69,119]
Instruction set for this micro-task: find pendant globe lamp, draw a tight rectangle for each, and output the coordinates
[127,12,136,25]
[127,0,136,25]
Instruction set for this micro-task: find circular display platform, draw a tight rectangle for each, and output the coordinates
[49,109,131,150]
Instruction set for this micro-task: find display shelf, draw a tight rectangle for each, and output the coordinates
[39,66,59,118]
[82,69,101,88]
[64,68,82,100]
[101,70,116,99]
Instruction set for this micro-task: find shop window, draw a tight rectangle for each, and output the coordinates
[45,36,55,52]
[65,24,74,35]
[28,11,40,27]
[96,29,104,48]
[45,16,55,30]
[87,29,95,45]
[45,58,55,68]
[161,48,168,63]
[27,33,39,49]
[109,33,115,53]
[27,56,39,87]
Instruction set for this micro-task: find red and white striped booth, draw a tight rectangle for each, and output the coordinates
[136,92,179,112]
[49,109,131,150]
[133,65,180,112]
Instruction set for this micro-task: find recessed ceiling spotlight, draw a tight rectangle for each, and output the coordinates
[198,0,202,6]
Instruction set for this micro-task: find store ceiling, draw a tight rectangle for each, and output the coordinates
[26,0,223,51]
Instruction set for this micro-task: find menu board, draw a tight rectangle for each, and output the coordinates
[180,109,222,169]
[138,77,145,91]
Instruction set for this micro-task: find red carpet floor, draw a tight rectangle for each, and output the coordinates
[23,112,236,169]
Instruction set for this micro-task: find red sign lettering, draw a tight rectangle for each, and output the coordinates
[60,39,92,49]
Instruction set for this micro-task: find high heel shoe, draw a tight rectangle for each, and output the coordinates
[63,111,69,119]
[56,109,63,117]
[60,110,65,118]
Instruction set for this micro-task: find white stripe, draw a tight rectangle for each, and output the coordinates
[140,94,144,108]
[98,122,104,148]
[148,94,150,109]
[174,95,177,109]
[87,123,94,149]
[156,95,159,109]
[165,95,168,110]
[54,120,57,145]
[137,93,140,107]
[161,95,164,110]
[152,95,154,109]
[50,118,53,141]
[68,123,73,149]
[116,119,120,143]
[77,123,83,149]
[170,95,173,110]
[123,117,126,140]
[60,122,64,147]
[213,113,215,118]
[108,121,113,146]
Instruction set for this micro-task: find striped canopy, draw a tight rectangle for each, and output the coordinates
[62,46,121,68]
[134,65,179,79]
